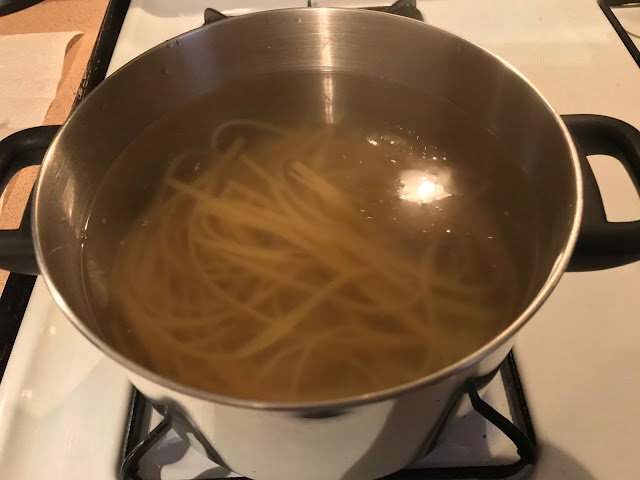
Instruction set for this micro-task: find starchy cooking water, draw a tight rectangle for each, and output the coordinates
[81,71,539,402]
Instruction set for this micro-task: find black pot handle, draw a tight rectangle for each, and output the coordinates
[562,114,640,271]
[1,118,638,274]
[0,126,59,275]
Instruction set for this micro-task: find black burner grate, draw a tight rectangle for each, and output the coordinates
[118,352,537,480]
[599,0,640,68]
[310,0,423,20]
[205,0,423,24]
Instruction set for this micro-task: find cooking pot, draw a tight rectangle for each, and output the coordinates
[1,8,640,480]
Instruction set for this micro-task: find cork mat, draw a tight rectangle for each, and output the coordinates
[0,0,110,294]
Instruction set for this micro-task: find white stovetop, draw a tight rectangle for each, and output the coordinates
[1,1,640,479]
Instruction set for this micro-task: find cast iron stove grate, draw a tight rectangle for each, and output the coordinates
[599,0,640,68]
[204,0,423,24]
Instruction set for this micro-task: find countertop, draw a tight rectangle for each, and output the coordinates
[0,0,110,294]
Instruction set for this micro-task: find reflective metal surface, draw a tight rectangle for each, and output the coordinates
[32,8,581,480]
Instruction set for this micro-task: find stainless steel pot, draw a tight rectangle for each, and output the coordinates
[1,8,640,480]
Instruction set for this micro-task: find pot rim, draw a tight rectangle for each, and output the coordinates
[33,7,583,412]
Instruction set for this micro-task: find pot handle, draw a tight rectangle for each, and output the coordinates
[562,114,640,271]
[0,126,59,275]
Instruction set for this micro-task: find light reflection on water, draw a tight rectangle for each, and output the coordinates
[398,169,451,204]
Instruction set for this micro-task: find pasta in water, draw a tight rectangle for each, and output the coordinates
[82,73,538,403]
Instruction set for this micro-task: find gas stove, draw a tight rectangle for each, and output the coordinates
[1,1,640,479]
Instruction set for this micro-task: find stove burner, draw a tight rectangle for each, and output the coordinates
[118,353,537,480]
[204,0,423,25]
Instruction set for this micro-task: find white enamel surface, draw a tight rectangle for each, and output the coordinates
[0,279,131,480]
[2,0,640,479]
